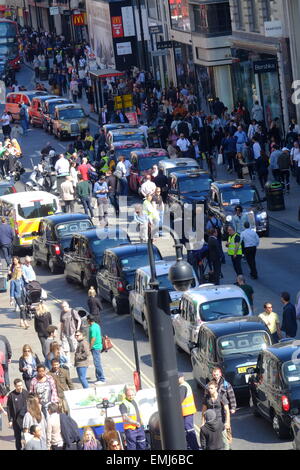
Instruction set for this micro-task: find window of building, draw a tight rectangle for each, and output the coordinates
[192,2,232,36]
[169,0,191,32]
[262,0,271,21]
[148,0,159,20]
[232,0,244,30]
[249,0,260,33]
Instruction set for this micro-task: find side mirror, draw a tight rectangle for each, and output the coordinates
[126,284,133,291]
[188,341,197,352]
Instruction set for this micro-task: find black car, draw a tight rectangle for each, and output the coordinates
[96,244,163,315]
[0,180,16,196]
[32,213,93,273]
[249,341,300,439]
[190,317,272,401]
[167,169,212,238]
[207,180,269,236]
[64,228,130,289]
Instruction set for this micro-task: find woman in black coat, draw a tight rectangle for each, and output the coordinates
[87,287,103,325]
[34,303,52,358]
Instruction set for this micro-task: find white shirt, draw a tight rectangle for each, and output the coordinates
[116,161,126,177]
[139,125,149,139]
[291,148,300,167]
[141,180,156,197]
[240,228,260,248]
[253,142,261,160]
[55,157,70,176]
[176,138,190,152]
[1,113,11,126]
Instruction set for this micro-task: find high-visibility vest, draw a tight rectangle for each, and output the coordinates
[100,156,109,173]
[228,233,242,256]
[121,399,138,430]
[143,200,159,223]
[181,381,197,417]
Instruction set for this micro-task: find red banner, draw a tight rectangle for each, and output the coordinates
[111,16,124,38]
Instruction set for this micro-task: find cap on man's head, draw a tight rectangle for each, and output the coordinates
[282,147,290,152]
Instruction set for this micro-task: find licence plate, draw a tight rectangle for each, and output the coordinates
[237,365,256,374]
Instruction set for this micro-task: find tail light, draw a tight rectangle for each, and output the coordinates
[12,186,16,193]
[117,281,125,292]
[281,395,290,412]
[14,222,19,235]
[54,245,61,255]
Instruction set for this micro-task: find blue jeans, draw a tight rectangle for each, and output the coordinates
[20,119,28,134]
[80,197,94,218]
[184,415,200,450]
[76,366,89,388]
[91,349,105,382]
[125,427,146,450]
[0,244,12,266]
[119,177,128,196]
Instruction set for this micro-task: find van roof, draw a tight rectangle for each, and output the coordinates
[0,191,59,204]
[183,284,248,303]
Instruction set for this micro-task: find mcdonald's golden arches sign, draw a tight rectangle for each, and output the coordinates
[72,13,85,26]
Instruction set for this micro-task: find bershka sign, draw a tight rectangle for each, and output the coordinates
[253,59,277,74]
[72,13,85,26]
[111,16,124,38]
[264,20,282,38]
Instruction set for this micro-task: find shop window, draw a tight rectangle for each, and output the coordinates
[192,2,232,36]
[168,0,191,32]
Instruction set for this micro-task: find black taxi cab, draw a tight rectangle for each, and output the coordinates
[207,180,269,236]
[249,341,300,439]
[42,98,72,134]
[32,213,93,273]
[64,228,129,289]
[107,129,146,149]
[190,317,272,401]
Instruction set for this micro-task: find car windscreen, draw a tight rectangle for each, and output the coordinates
[48,101,69,114]
[178,177,212,193]
[282,361,300,386]
[217,331,270,357]
[91,236,128,254]
[55,220,93,238]
[58,108,85,119]
[199,297,249,321]
[157,273,173,291]
[166,165,198,176]
[138,156,169,171]
[221,187,259,206]
[120,250,161,272]
[113,133,145,143]
[17,201,57,219]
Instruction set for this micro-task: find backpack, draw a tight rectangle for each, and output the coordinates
[278,152,290,171]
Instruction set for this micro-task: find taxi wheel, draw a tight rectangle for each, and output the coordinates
[272,414,290,439]
[58,131,63,141]
[48,257,60,275]
[111,296,124,315]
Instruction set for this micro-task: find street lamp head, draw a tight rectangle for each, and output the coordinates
[169,259,194,292]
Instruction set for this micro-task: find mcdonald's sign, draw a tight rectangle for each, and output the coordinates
[72,13,85,26]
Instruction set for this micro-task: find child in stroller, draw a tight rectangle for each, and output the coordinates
[24,281,47,319]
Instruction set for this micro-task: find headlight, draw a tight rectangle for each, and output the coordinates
[226,215,233,222]
[258,212,267,219]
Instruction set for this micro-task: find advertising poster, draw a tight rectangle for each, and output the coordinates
[86,0,115,69]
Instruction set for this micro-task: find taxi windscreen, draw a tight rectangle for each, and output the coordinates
[221,187,259,206]
[217,332,270,357]
[58,108,85,120]
[113,133,145,143]
[138,155,168,171]
[18,201,57,219]
[120,249,161,272]
[178,177,212,193]
[55,220,93,237]
[199,297,249,321]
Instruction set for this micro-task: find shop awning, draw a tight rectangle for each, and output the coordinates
[89,69,125,79]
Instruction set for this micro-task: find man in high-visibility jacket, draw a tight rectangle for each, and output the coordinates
[179,373,200,450]
[119,385,146,450]
[226,225,243,275]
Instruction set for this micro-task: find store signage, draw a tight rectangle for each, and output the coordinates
[149,25,163,34]
[157,40,181,50]
[264,20,282,38]
[72,13,85,26]
[253,59,277,74]
[49,6,59,15]
[111,16,124,38]
[116,42,132,56]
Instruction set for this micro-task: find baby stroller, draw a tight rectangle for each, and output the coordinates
[24,280,47,319]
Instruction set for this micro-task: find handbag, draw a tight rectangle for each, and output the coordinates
[114,169,123,179]
[0,383,8,396]
[102,335,113,352]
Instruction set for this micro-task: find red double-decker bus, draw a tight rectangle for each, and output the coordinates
[0,19,20,70]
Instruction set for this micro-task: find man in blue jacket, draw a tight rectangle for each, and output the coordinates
[281,292,297,338]
[0,216,14,266]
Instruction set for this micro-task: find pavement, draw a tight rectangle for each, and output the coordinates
[1,63,300,451]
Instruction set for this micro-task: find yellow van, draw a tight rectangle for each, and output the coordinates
[0,191,61,250]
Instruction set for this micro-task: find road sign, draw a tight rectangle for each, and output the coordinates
[149,25,163,34]
[50,6,59,15]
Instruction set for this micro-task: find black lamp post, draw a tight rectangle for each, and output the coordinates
[144,223,194,450]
